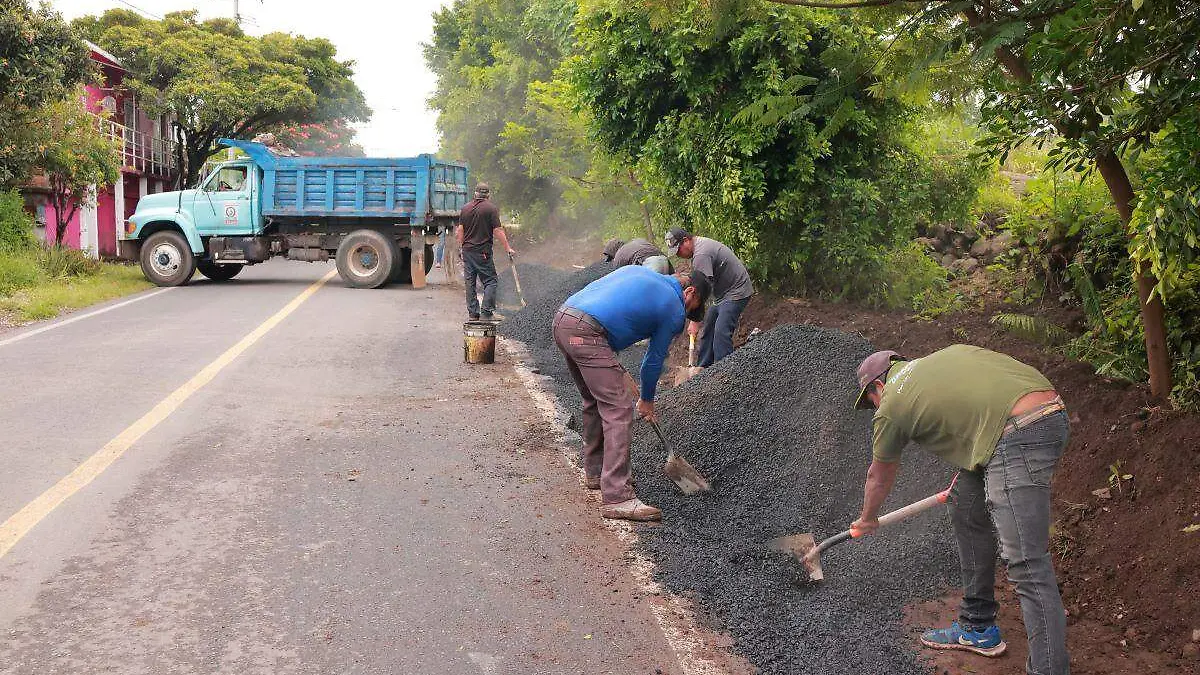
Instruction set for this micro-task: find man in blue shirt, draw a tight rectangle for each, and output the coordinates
[553,266,710,521]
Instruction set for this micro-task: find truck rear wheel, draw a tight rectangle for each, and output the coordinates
[386,243,435,285]
[140,230,196,287]
[335,229,395,289]
[197,260,242,282]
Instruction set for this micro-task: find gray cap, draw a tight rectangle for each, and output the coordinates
[665,227,691,256]
[602,238,625,261]
[853,350,904,410]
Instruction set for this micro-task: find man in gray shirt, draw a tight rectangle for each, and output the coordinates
[665,227,753,366]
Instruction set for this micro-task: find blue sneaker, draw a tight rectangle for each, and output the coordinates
[920,622,1007,657]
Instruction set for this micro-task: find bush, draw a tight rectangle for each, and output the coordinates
[0,190,36,252]
[0,252,43,295]
[36,245,100,278]
[867,241,963,317]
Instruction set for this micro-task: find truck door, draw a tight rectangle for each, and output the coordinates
[195,164,254,235]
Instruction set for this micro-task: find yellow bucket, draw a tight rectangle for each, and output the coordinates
[463,321,497,364]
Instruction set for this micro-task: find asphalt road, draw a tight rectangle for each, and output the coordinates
[0,261,682,675]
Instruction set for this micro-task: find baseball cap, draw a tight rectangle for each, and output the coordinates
[602,238,624,261]
[853,350,905,410]
[665,227,690,256]
[684,273,710,322]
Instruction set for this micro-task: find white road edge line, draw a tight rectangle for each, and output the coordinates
[499,337,728,675]
[0,287,174,349]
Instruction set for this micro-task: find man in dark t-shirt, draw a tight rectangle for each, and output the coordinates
[457,183,515,320]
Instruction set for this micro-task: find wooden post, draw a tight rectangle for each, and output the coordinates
[410,226,426,289]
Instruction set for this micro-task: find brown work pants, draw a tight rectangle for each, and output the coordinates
[552,310,636,505]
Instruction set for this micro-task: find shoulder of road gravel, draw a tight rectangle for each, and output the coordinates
[0,261,152,332]
[713,292,1200,672]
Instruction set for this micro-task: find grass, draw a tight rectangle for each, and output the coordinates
[0,249,151,324]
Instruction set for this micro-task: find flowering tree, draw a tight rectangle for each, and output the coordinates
[271,120,365,157]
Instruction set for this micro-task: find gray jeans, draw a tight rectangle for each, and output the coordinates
[952,410,1070,675]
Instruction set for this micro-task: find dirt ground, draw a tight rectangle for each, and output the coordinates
[714,294,1200,674]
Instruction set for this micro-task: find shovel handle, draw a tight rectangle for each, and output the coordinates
[688,334,697,367]
[649,418,670,450]
[847,484,954,538]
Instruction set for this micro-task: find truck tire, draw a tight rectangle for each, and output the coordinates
[140,230,196,287]
[197,260,242,282]
[388,241,410,284]
[336,229,395,289]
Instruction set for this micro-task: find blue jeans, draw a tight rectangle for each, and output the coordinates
[697,296,750,366]
[952,411,1070,675]
[463,249,497,318]
[434,230,446,265]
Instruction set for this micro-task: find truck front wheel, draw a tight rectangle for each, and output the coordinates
[335,229,395,289]
[197,260,242,282]
[140,231,196,287]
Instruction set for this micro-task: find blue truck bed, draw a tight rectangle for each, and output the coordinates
[221,139,469,222]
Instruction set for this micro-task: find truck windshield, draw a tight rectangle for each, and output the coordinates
[203,166,248,192]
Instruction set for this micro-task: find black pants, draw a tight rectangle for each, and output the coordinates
[463,249,498,317]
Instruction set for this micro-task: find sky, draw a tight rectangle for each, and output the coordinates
[48,0,454,157]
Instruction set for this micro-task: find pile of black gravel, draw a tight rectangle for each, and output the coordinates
[494,262,574,310]
[497,261,647,432]
[629,324,958,674]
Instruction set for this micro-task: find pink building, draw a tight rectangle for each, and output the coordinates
[23,41,178,258]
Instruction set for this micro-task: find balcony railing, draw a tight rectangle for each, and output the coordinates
[92,113,178,178]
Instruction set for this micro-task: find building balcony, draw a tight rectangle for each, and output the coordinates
[92,113,178,179]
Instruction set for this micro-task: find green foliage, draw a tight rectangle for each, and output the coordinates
[0,252,42,295]
[990,312,1070,345]
[0,190,36,252]
[1128,111,1200,302]
[425,0,645,238]
[35,245,100,278]
[570,1,986,295]
[80,9,370,184]
[31,96,122,246]
[1001,170,1118,249]
[0,1,91,186]
[868,241,959,316]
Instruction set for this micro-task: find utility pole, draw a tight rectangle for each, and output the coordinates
[233,0,241,25]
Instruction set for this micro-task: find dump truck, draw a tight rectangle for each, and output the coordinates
[119,139,469,289]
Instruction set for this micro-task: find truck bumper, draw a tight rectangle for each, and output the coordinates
[117,240,141,262]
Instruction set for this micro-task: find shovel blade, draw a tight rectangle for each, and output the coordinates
[768,533,825,582]
[664,452,710,494]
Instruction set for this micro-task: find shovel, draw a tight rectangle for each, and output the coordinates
[674,333,703,385]
[622,368,711,494]
[648,417,711,495]
[509,253,527,307]
[770,475,957,581]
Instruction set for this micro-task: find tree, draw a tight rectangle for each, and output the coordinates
[569,0,983,293]
[77,10,371,186]
[0,1,91,186]
[743,0,1198,398]
[425,0,648,237]
[34,96,122,246]
[270,120,365,157]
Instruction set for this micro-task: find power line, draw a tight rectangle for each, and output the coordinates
[113,0,163,20]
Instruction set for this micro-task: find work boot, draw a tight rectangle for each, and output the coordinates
[584,476,601,490]
[920,622,1006,657]
[601,498,661,522]
[468,313,480,321]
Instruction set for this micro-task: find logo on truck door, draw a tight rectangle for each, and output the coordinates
[224,204,239,225]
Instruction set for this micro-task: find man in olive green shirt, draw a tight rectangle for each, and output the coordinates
[852,345,1070,675]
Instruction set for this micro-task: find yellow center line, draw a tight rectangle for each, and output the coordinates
[0,268,338,560]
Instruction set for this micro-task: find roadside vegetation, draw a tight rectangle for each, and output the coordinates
[0,191,149,325]
[425,0,1200,407]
